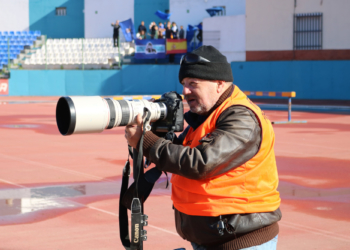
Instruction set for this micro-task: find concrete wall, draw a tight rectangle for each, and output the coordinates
[84,0,134,38]
[134,0,169,32]
[169,0,245,28]
[0,0,29,31]
[203,15,246,62]
[246,0,350,51]
[29,0,84,38]
[8,61,350,100]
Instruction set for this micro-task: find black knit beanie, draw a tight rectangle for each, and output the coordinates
[178,45,233,83]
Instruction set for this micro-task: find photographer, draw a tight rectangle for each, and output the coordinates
[125,46,281,250]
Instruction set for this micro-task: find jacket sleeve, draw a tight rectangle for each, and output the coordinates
[148,105,262,180]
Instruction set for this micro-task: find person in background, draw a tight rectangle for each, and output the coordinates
[136,30,146,40]
[165,22,172,39]
[154,26,159,39]
[159,22,165,36]
[158,29,164,39]
[138,21,147,34]
[179,25,185,39]
[111,20,120,47]
[149,22,157,39]
[171,22,178,39]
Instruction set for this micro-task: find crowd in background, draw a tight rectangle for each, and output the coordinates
[136,21,185,40]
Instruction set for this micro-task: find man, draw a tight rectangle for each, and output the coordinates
[179,25,185,39]
[111,20,120,47]
[138,21,147,34]
[125,46,281,250]
[149,21,156,39]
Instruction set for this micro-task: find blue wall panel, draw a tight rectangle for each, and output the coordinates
[29,0,84,38]
[231,60,350,100]
[134,0,169,32]
[8,61,350,100]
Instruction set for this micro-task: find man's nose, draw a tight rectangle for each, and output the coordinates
[182,86,191,96]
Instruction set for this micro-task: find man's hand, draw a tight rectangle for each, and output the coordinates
[125,113,143,149]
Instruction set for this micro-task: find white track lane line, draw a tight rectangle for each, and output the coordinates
[0,177,178,236]
[0,153,116,182]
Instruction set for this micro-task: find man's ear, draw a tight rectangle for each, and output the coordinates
[216,80,226,93]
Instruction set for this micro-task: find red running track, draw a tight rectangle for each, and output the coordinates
[0,97,350,250]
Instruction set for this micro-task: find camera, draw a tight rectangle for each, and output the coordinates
[56,91,184,136]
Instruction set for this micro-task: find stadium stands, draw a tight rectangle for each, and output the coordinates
[0,30,136,70]
[23,38,135,69]
[0,30,42,68]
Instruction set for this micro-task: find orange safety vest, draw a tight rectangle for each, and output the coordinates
[171,86,281,217]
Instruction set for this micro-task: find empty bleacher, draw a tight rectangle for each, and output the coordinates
[23,38,135,69]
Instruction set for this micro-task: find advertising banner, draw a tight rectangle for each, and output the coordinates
[135,39,166,59]
[166,39,187,54]
[0,79,8,95]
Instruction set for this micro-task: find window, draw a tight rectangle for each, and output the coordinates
[56,7,67,16]
[293,13,323,50]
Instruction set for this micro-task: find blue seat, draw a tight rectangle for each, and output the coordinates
[29,31,35,36]
[10,54,16,59]
[3,31,8,36]
[9,31,14,36]
[0,32,2,36]
[1,36,7,41]
[34,30,41,36]
[16,31,21,36]
[1,44,7,49]
[3,55,8,59]
[25,40,33,46]
[0,65,3,70]
[21,31,28,36]
[19,35,26,40]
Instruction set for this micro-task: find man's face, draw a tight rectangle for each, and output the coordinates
[141,21,144,25]
[181,78,220,115]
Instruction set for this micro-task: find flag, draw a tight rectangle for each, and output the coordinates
[135,39,166,59]
[186,23,202,52]
[120,18,135,42]
[166,39,187,54]
[155,10,171,20]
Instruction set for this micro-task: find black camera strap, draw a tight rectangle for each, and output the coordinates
[119,109,151,250]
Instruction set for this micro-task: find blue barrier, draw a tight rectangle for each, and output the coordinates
[6,60,350,101]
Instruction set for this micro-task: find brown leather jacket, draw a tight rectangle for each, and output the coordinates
[143,85,281,249]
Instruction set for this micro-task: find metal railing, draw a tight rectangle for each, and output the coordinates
[293,13,323,50]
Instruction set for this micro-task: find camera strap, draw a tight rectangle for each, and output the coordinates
[119,109,152,250]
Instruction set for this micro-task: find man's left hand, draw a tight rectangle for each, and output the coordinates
[125,113,143,149]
